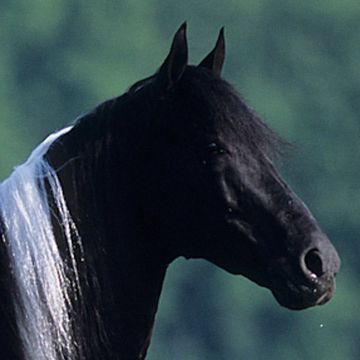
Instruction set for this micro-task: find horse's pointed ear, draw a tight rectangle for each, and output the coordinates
[157,22,188,90]
[198,27,225,77]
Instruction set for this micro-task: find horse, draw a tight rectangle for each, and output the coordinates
[0,23,340,360]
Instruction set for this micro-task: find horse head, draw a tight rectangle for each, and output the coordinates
[141,24,340,310]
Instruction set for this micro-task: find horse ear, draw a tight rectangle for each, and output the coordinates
[198,28,225,77]
[157,22,188,90]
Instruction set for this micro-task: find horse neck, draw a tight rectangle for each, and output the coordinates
[47,112,168,359]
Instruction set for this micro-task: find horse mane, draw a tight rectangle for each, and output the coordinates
[0,127,85,360]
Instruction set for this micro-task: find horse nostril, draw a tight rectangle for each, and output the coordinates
[303,249,324,278]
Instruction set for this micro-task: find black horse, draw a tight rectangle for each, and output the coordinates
[0,24,340,360]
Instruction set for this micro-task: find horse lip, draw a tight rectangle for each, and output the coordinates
[315,285,334,306]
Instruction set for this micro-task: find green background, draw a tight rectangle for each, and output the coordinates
[1,1,358,359]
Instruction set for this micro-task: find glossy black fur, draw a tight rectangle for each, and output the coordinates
[0,25,340,359]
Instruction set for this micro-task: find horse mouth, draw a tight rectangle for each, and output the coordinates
[314,286,334,306]
[271,278,336,310]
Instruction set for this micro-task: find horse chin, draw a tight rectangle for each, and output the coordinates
[270,280,336,311]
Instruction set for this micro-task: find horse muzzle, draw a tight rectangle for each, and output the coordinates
[269,242,340,310]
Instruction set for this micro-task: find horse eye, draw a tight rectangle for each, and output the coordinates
[206,142,226,156]
[200,142,228,165]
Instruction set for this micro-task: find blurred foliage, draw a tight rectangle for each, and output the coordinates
[0,1,359,359]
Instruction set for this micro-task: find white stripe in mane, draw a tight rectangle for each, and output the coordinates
[0,126,83,360]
